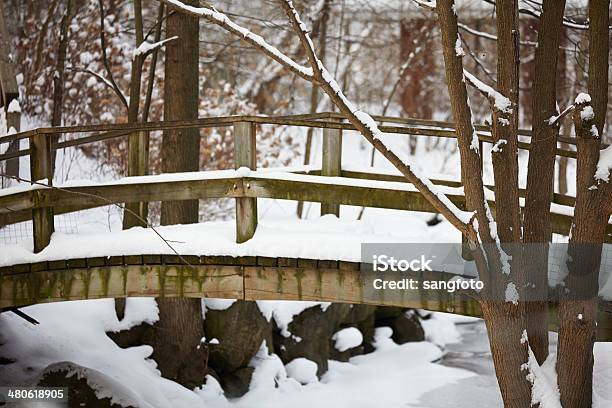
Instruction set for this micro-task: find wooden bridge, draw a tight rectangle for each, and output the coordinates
[1,112,611,338]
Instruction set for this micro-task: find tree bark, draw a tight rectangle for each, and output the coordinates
[557,98,608,408]
[160,0,201,225]
[147,296,208,389]
[297,0,331,219]
[492,0,521,244]
[122,0,148,229]
[557,2,610,405]
[436,2,530,407]
[50,0,75,176]
[522,0,566,365]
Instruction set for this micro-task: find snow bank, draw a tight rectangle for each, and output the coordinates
[419,312,462,348]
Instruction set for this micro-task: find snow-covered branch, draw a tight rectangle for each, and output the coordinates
[161,0,476,238]
[410,0,436,10]
[133,36,178,59]
[159,0,314,81]
[277,0,475,237]
[547,104,575,127]
[458,23,538,47]
[463,70,512,114]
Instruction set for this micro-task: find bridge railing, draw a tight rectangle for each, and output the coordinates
[0,112,608,255]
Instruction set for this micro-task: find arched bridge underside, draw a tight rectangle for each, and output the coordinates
[2,254,611,339]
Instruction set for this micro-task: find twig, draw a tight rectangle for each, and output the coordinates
[66,66,127,106]
[97,0,129,110]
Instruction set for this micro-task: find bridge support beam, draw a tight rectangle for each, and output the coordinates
[234,121,257,243]
[321,126,342,216]
[30,132,54,253]
[123,130,149,229]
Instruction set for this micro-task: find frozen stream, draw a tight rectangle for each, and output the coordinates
[415,320,503,407]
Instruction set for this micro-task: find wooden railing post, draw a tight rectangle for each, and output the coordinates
[30,132,54,252]
[234,121,257,243]
[123,131,149,229]
[321,125,342,216]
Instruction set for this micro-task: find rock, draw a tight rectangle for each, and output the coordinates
[274,303,351,376]
[203,300,273,398]
[205,300,272,373]
[340,305,377,355]
[37,362,122,408]
[219,367,254,398]
[374,307,424,344]
[330,327,364,362]
[391,310,425,343]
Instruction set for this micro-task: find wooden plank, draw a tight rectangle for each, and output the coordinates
[123,130,149,228]
[0,264,244,308]
[30,133,54,253]
[243,265,483,317]
[39,177,241,209]
[321,126,342,216]
[234,121,257,243]
[245,176,612,241]
[341,169,577,207]
[1,112,586,157]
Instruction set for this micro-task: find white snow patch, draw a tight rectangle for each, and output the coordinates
[204,299,237,311]
[455,37,465,57]
[581,105,595,121]
[7,99,21,113]
[285,358,319,385]
[332,327,363,352]
[595,145,612,182]
[525,350,562,408]
[256,301,330,338]
[420,311,462,347]
[575,92,591,104]
[491,139,507,153]
[505,282,519,305]
[372,327,396,351]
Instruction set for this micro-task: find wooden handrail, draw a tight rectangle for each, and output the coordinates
[0,113,580,162]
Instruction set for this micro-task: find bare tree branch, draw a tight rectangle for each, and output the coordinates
[159,0,315,82]
[277,0,476,238]
[98,0,128,110]
[66,66,127,105]
[160,0,477,239]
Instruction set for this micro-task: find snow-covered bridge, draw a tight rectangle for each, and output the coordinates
[0,113,611,336]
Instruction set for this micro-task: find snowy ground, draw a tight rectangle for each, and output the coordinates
[1,300,610,408]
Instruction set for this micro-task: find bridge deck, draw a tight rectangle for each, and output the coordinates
[2,252,611,339]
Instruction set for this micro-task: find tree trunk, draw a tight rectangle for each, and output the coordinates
[147,296,208,389]
[122,0,148,230]
[436,2,530,406]
[480,300,532,408]
[160,0,200,225]
[156,0,207,389]
[522,0,566,365]
[297,0,331,219]
[50,0,75,176]
[557,98,608,408]
[557,2,610,405]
